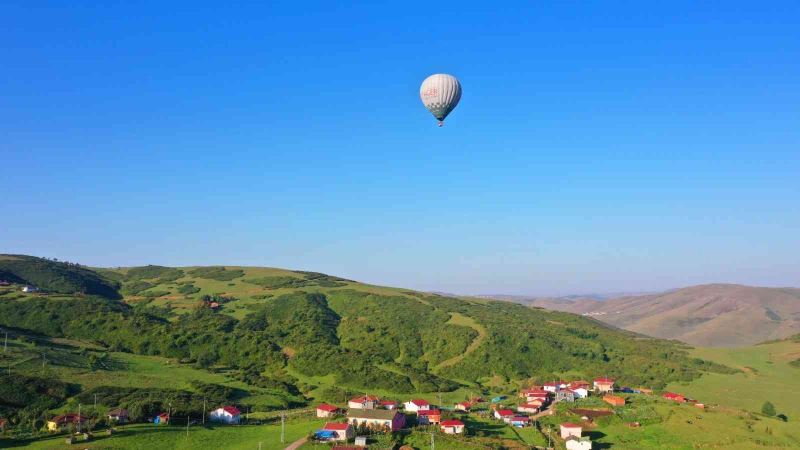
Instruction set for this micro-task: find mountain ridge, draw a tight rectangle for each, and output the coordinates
[515,283,800,347]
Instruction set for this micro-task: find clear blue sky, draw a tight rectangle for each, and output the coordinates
[2,1,798,296]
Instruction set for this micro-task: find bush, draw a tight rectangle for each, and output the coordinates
[762,401,776,417]
[188,267,244,281]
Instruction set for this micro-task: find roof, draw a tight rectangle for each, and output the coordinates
[408,399,430,406]
[496,409,514,416]
[50,414,88,424]
[594,377,615,383]
[663,392,685,399]
[380,400,397,405]
[221,406,241,416]
[107,408,129,417]
[441,419,464,426]
[519,403,540,408]
[417,409,441,416]
[317,403,339,412]
[350,395,379,403]
[456,401,471,406]
[511,416,530,422]
[347,409,399,420]
[324,422,351,431]
[561,422,582,428]
[331,447,362,450]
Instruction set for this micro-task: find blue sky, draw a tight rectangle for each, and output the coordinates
[2,1,798,296]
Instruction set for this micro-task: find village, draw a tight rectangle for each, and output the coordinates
[4,374,707,449]
[303,377,705,449]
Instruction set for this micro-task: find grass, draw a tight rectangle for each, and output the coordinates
[432,313,487,372]
[539,394,800,450]
[667,339,800,419]
[0,334,298,411]
[3,418,324,449]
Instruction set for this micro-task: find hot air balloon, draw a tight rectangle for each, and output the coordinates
[420,74,461,127]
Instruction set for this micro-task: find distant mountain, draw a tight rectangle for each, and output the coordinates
[518,284,800,347]
[0,254,121,299]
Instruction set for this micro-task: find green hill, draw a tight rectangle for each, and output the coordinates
[0,254,121,299]
[0,256,738,441]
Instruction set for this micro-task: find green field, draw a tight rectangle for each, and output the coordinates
[3,419,323,450]
[667,339,800,419]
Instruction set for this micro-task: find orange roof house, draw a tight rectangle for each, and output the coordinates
[603,395,626,407]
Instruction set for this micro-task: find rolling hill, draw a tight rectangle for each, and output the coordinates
[0,255,733,425]
[521,284,800,347]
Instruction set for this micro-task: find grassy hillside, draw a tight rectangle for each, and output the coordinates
[0,255,121,299]
[523,284,800,347]
[666,334,800,420]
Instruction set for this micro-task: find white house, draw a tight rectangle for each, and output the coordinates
[319,422,354,441]
[517,403,539,414]
[572,387,589,399]
[566,435,593,450]
[494,409,515,421]
[440,419,465,434]
[348,395,379,410]
[403,399,430,413]
[543,383,558,393]
[593,378,615,393]
[22,286,39,293]
[209,406,241,424]
[560,423,582,439]
[316,403,338,418]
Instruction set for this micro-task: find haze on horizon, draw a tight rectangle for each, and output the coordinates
[2,2,798,297]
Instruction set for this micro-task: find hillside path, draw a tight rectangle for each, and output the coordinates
[284,437,306,450]
[433,312,488,371]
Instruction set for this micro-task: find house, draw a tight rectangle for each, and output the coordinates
[0,280,11,286]
[209,406,241,424]
[417,409,441,425]
[662,392,687,403]
[403,399,430,413]
[525,398,545,408]
[491,395,506,403]
[316,403,339,418]
[517,403,539,414]
[454,401,471,412]
[510,416,530,427]
[569,381,591,390]
[316,422,354,441]
[593,378,615,393]
[560,422,582,439]
[543,382,559,393]
[347,409,406,431]
[355,435,368,446]
[572,387,590,399]
[208,301,220,310]
[556,390,576,402]
[21,286,39,293]
[638,388,654,395]
[603,395,625,407]
[349,395,380,410]
[154,412,169,425]
[380,400,397,410]
[524,389,550,402]
[566,435,593,450]
[440,419,465,434]
[0,418,7,430]
[107,408,129,423]
[494,409,515,421]
[47,414,88,432]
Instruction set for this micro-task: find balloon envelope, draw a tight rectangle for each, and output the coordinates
[420,74,461,125]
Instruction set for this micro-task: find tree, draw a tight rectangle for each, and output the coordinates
[761,401,776,417]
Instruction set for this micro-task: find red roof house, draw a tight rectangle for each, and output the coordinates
[662,392,687,403]
[316,403,339,417]
[440,419,465,434]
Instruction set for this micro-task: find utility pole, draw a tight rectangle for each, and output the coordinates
[430,430,435,450]
[202,397,206,425]
[168,403,172,426]
[94,394,97,411]
[186,416,190,437]
[258,442,262,450]
[4,331,7,353]
[280,411,285,443]
[42,352,46,370]
[78,403,82,433]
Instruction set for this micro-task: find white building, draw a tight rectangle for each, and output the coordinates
[560,423,582,439]
[22,286,39,293]
[209,406,241,424]
[403,399,430,413]
[566,435,593,450]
